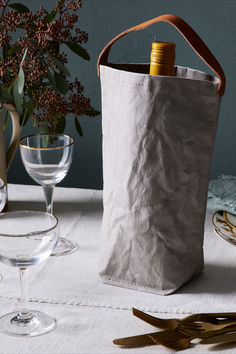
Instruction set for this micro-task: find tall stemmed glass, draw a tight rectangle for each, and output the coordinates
[0,210,58,336]
[20,134,77,256]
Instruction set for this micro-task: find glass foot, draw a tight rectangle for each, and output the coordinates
[51,237,78,256]
[0,310,56,337]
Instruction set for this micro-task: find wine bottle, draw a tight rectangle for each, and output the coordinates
[149,41,175,76]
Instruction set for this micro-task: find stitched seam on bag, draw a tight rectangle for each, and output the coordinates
[104,75,218,96]
[100,275,169,293]
[103,64,219,84]
[103,67,219,88]
[114,80,149,88]
[102,275,147,288]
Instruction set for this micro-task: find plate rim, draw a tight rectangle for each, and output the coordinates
[212,210,236,241]
[223,211,236,229]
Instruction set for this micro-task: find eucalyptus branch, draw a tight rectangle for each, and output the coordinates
[0,0,99,136]
[1,0,10,18]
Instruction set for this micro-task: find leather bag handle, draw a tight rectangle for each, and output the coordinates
[97,14,225,96]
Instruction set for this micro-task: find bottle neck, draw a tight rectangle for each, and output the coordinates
[149,41,175,76]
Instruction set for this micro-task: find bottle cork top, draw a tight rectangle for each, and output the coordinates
[152,41,175,49]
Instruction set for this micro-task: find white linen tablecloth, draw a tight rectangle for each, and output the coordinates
[0,183,236,353]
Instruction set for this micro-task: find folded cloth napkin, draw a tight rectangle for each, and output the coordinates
[208,175,236,214]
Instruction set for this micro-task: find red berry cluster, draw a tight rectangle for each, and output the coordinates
[0,0,98,134]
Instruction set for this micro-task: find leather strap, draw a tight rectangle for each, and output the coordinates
[97,14,225,96]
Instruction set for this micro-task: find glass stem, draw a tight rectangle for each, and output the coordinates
[11,267,34,325]
[43,185,54,214]
[14,267,34,323]
[19,267,28,315]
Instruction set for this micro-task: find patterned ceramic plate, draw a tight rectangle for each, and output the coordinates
[212,210,236,245]
[223,211,236,230]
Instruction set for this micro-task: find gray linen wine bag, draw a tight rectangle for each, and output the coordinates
[97,14,226,295]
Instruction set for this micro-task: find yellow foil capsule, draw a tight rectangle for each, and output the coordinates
[149,41,175,76]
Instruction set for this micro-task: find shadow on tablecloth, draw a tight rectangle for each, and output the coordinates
[178,263,236,295]
[7,198,103,216]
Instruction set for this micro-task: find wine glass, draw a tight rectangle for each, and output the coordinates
[20,133,77,256]
[0,210,58,336]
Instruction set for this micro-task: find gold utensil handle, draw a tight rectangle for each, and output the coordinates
[201,331,236,345]
[113,332,155,346]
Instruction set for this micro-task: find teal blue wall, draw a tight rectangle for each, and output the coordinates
[6,0,235,189]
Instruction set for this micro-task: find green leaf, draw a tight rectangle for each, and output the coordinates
[74,116,83,137]
[20,109,31,126]
[42,135,49,148]
[0,96,8,103]
[54,71,68,94]
[45,9,57,23]
[20,109,26,126]
[3,110,9,130]
[84,109,100,117]
[47,70,57,90]
[8,46,20,56]
[0,87,13,102]
[21,100,34,126]
[22,100,34,111]
[40,123,49,147]
[20,47,28,67]
[13,80,23,112]
[17,66,24,94]
[55,116,66,134]
[57,0,65,7]
[65,41,90,61]
[50,56,70,76]
[8,3,30,13]
[41,122,49,134]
